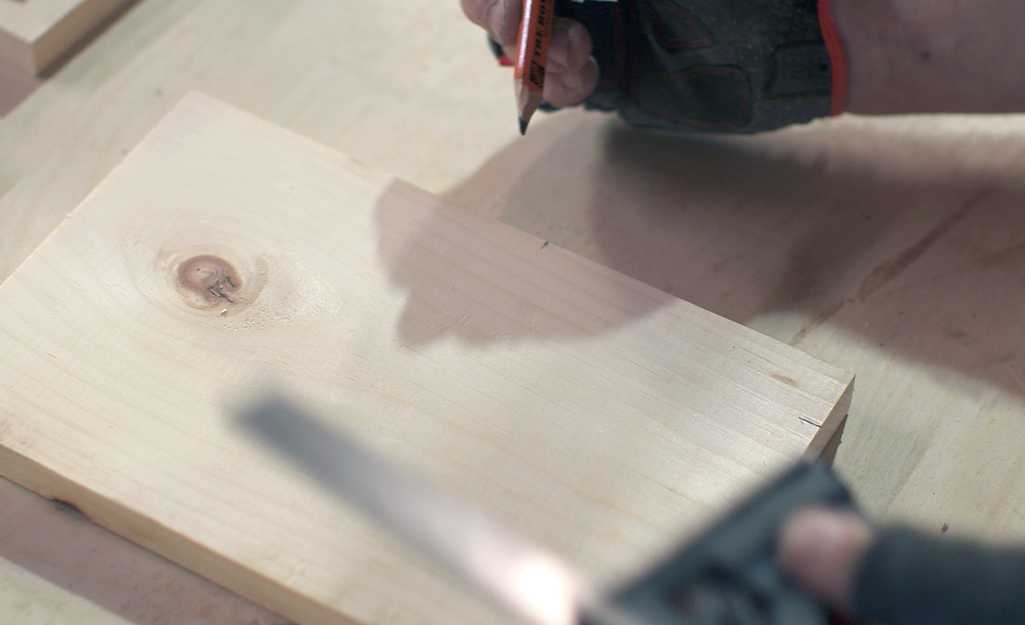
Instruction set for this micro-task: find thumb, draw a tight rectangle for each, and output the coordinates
[777,507,874,613]
[461,0,520,45]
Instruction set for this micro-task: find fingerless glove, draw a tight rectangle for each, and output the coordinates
[550,0,847,133]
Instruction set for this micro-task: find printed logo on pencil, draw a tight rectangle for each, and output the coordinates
[529,61,546,88]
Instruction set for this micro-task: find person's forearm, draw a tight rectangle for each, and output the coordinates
[832,0,1025,114]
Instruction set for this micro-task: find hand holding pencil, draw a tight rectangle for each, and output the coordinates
[460,0,599,127]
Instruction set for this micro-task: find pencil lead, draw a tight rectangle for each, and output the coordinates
[519,117,528,135]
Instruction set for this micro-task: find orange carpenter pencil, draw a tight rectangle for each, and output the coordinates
[514,0,555,134]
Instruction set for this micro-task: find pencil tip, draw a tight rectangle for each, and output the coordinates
[519,117,528,135]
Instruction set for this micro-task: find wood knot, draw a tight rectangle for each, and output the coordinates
[175,255,243,309]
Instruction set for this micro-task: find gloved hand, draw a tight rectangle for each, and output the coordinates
[461,0,840,134]
[778,507,1025,625]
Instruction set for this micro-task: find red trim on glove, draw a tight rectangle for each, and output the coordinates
[818,0,848,115]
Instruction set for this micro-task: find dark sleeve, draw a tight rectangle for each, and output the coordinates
[853,527,1025,625]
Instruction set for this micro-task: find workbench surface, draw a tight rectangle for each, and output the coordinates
[2,1,1024,623]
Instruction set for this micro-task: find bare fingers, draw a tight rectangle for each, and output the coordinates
[462,1,599,107]
[542,18,599,107]
[461,0,520,45]
[777,507,874,613]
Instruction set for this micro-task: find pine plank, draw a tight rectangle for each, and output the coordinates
[0,0,133,73]
[0,92,852,625]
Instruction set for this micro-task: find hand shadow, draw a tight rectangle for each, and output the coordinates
[444,109,1025,400]
[373,175,671,347]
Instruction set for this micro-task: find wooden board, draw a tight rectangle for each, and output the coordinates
[0,92,852,625]
[0,0,133,74]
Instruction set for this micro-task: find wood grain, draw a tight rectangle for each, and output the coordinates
[442,108,1025,541]
[0,0,134,73]
[0,93,852,625]
[4,0,1025,620]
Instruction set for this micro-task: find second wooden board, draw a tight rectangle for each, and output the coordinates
[0,0,133,73]
[0,93,852,625]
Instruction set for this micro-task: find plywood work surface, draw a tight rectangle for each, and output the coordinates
[0,0,132,73]
[0,93,852,625]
